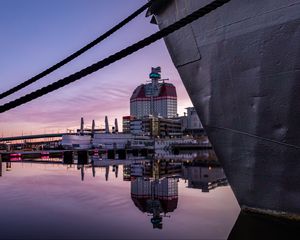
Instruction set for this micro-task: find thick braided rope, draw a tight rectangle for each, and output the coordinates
[0,1,153,100]
[0,0,230,113]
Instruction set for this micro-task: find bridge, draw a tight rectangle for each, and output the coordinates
[0,133,70,142]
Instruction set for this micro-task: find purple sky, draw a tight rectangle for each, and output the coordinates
[0,0,192,137]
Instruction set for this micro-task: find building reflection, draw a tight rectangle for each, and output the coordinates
[77,165,85,181]
[130,159,182,179]
[68,151,228,199]
[6,162,12,172]
[0,159,14,177]
[130,159,180,229]
[128,157,229,229]
[105,166,109,181]
[123,165,131,181]
[76,162,119,182]
[1,150,231,232]
[182,163,227,192]
[131,176,178,229]
[112,165,118,178]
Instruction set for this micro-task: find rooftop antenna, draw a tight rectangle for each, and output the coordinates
[147,66,161,83]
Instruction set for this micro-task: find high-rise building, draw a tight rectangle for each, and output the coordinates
[130,67,177,119]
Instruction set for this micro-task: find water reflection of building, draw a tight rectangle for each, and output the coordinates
[104,165,118,181]
[6,162,11,172]
[131,177,178,229]
[182,165,228,192]
[112,165,118,178]
[131,160,182,179]
[0,159,12,177]
[77,163,119,182]
[77,165,85,181]
[123,165,131,181]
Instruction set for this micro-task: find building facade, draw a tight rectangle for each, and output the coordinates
[185,107,203,129]
[122,115,135,133]
[130,115,182,137]
[180,107,203,135]
[130,67,177,119]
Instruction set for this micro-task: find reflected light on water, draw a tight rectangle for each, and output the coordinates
[0,154,241,240]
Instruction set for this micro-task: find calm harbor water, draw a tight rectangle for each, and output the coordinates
[0,153,298,240]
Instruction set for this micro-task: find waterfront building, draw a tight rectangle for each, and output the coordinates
[92,133,132,149]
[61,134,91,150]
[122,115,135,133]
[61,117,151,150]
[130,67,177,119]
[180,107,204,135]
[130,119,144,136]
[130,115,182,137]
[185,107,203,129]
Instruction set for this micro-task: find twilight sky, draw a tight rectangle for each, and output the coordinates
[0,0,192,137]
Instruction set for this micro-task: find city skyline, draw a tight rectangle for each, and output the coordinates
[0,0,192,137]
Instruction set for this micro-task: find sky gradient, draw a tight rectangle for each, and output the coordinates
[0,0,192,137]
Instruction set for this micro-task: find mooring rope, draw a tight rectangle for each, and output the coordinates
[0,0,231,113]
[0,1,153,100]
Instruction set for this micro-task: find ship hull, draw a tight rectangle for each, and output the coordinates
[154,0,300,216]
